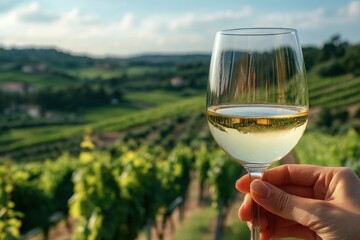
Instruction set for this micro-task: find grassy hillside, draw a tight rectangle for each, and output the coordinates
[1,70,359,162]
[0,94,205,161]
[3,67,360,162]
[308,73,360,108]
[0,45,359,162]
[0,71,75,89]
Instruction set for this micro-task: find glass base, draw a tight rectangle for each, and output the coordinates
[243,162,271,173]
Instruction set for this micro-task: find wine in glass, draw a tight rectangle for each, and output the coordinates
[206,28,309,240]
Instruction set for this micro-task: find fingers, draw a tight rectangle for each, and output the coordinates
[236,175,250,193]
[261,164,332,187]
[237,164,336,190]
[240,200,319,240]
[280,185,314,199]
[236,164,338,197]
[239,194,268,231]
[242,207,318,240]
[238,193,251,221]
[250,180,320,227]
[236,164,338,239]
[237,179,316,199]
[265,224,319,240]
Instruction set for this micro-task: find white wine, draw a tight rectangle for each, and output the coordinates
[207,104,308,164]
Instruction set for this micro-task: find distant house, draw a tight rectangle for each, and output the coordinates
[21,64,47,73]
[20,104,41,118]
[0,82,25,93]
[0,82,37,94]
[21,65,34,73]
[3,103,41,118]
[170,77,186,88]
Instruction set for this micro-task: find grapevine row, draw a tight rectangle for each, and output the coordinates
[294,129,360,176]
[0,117,246,240]
[1,107,359,239]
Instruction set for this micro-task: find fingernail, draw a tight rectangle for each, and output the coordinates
[235,180,240,191]
[251,180,271,199]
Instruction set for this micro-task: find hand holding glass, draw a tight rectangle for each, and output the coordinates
[206,28,309,240]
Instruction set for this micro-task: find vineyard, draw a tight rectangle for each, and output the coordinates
[1,96,360,239]
[0,44,360,239]
[308,73,360,108]
[0,96,204,162]
[0,111,247,240]
[295,129,360,175]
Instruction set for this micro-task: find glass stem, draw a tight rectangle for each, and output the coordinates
[249,171,263,240]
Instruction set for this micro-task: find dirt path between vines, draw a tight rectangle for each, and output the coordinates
[137,173,201,240]
[36,176,201,240]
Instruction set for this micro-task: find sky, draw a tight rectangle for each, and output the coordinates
[0,0,359,57]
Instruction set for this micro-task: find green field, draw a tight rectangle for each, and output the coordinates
[67,67,124,79]
[80,90,201,122]
[0,71,74,88]
[1,70,360,161]
[0,94,205,159]
[308,73,360,108]
[79,104,138,122]
[67,65,171,79]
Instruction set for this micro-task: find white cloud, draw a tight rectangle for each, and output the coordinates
[14,1,39,17]
[337,1,360,21]
[256,8,326,30]
[256,1,360,31]
[0,0,27,13]
[7,1,58,23]
[169,7,252,30]
[57,7,98,25]
[119,12,135,29]
[201,6,252,22]
[0,1,359,56]
[0,2,102,52]
[169,13,195,30]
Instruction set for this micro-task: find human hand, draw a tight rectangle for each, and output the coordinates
[236,164,360,240]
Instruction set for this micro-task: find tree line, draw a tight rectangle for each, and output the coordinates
[0,83,123,112]
[303,34,360,76]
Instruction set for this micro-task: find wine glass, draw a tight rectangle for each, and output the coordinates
[206,28,309,240]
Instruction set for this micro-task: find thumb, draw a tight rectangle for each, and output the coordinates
[250,180,319,227]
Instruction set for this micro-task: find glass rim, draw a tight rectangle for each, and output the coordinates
[218,27,297,36]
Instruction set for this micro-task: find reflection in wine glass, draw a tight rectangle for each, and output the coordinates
[206,28,309,240]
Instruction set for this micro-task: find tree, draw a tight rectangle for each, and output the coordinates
[318,34,348,62]
[342,44,360,76]
[302,46,321,70]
